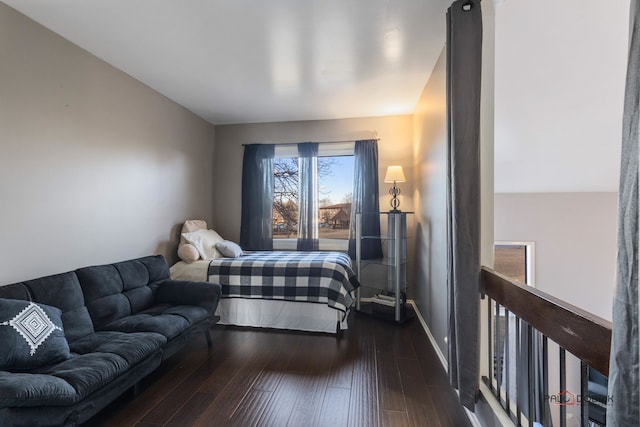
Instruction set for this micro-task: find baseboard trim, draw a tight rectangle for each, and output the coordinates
[465,407,484,427]
[408,300,483,427]
[478,382,517,426]
[407,299,448,371]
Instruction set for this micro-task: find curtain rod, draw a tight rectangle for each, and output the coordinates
[242,138,379,147]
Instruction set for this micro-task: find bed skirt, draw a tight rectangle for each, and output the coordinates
[216,298,347,333]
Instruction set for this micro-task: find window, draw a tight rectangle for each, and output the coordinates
[272,143,355,250]
[493,241,535,286]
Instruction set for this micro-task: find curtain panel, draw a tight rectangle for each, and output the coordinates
[608,1,640,425]
[348,140,383,260]
[240,144,275,250]
[297,142,319,251]
[445,0,482,411]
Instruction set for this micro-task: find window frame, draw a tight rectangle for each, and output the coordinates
[273,142,355,251]
[493,240,536,287]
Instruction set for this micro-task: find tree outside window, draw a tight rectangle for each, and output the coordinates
[273,156,354,240]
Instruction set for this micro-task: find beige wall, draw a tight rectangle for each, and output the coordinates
[412,48,449,357]
[0,3,216,284]
[494,192,617,321]
[213,115,414,243]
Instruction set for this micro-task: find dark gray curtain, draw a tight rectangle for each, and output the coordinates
[445,0,482,410]
[348,140,383,260]
[608,1,640,425]
[297,142,319,251]
[240,144,275,250]
[514,326,552,426]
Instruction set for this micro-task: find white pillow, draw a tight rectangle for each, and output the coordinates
[215,240,243,258]
[181,229,224,260]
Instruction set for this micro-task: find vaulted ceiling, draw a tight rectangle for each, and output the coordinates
[3,0,629,193]
[3,0,451,125]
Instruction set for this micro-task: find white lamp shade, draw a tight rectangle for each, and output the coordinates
[384,165,406,183]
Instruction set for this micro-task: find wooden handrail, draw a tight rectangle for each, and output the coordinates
[481,266,612,376]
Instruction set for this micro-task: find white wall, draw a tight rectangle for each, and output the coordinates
[494,0,629,193]
[492,0,629,321]
[484,2,627,424]
[494,193,617,425]
[494,192,617,321]
[0,3,216,284]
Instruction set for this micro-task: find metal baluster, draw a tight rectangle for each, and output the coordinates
[527,324,534,427]
[542,336,549,425]
[496,303,502,402]
[505,309,511,418]
[516,316,522,426]
[488,297,494,394]
[355,213,361,311]
[580,361,589,427]
[560,348,566,427]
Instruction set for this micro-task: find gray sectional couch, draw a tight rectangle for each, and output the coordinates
[0,255,221,427]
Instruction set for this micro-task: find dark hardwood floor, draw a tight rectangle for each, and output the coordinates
[85,308,471,427]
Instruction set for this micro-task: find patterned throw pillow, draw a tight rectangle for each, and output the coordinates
[0,299,71,371]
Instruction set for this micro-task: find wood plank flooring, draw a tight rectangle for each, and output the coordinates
[85,308,471,427]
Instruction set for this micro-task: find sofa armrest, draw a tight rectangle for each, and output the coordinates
[155,280,222,317]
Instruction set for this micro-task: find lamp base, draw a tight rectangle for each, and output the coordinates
[389,184,402,212]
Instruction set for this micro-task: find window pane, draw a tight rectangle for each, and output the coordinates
[494,244,527,284]
[272,154,354,243]
[318,156,354,240]
[273,157,299,239]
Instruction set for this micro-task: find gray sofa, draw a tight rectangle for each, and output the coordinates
[0,255,221,427]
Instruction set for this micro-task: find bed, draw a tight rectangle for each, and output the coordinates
[169,251,359,333]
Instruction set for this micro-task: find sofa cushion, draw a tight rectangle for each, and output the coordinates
[0,283,31,301]
[75,264,131,329]
[76,256,171,330]
[0,372,77,407]
[0,299,71,371]
[35,353,130,400]
[138,255,171,283]
[21,272,95,343]
[0,331,167,412]
[102,304,209,339]
[155,280,221,316]
[69,331,166,365]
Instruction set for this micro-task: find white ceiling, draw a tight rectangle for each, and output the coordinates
[3,0,450,125]
[4,0,629,193]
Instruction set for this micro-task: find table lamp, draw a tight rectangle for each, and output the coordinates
[384,165,406,212]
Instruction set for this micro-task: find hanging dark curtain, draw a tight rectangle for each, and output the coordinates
[512,325,553,426]
[348,140,383,260]
[240,144,275,250]
[445,0,482,411]
[608,1,640,425]
[297,142,319,251]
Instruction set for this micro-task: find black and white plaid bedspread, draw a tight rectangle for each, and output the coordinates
[207,251,360,314]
